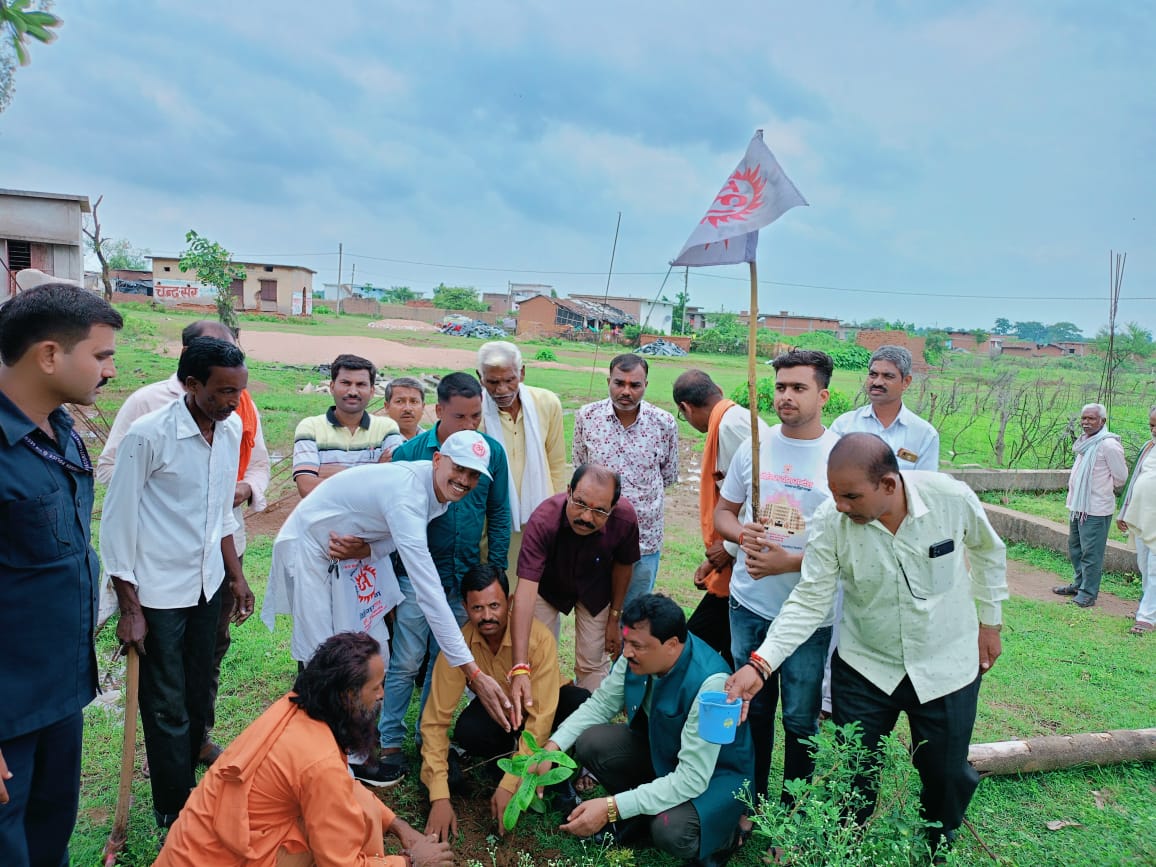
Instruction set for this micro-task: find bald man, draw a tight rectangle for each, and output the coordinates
[725,433,1008,859]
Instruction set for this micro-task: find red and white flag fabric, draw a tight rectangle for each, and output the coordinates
[673,130,808,267]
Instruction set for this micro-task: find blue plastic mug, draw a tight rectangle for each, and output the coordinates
[698,690,741,744]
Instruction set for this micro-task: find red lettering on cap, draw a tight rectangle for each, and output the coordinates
[472,441,487,457]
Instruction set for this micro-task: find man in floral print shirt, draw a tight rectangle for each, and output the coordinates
[573,353,678,608]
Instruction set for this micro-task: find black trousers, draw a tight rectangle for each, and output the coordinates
[686,591,733,668]
[139,585,223,825]
[0,711,83,867]
[831,652,981,848]
[452,682,590,764]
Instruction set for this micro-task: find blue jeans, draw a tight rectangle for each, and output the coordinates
[623,550,661,611]
[378,573,466,750]
[1068,514,1111,604]
[729,598,831,803]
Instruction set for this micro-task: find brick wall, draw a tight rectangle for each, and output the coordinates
[855,330,929,372]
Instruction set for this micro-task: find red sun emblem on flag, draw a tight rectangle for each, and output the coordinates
[472,440,487,457]
[701,165,766,228]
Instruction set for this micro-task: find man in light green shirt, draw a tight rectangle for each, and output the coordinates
[727,433,1007,859]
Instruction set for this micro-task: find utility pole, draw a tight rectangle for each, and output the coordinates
[336,242,344,315]
[350,263,356,305]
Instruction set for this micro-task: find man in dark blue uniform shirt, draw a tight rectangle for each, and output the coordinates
[0,281,122,867]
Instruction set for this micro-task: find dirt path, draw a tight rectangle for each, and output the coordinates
[182,329,599,374]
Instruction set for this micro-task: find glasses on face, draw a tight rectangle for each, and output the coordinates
[568,492,613,520]
[676,405,687,423]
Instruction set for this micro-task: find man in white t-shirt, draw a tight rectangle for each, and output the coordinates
[714,349,839,816]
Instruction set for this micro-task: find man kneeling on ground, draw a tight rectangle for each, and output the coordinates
[419,564,589,840]
[542,594,753,867]
[156,632,452,866]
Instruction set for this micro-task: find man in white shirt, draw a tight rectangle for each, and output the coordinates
[830,345,939,470]
[726,432,1008,859]
[262,430,518,751]
[1054,403,1128,608]
[102,337,256,829]
[673,369,772,665]
[476,340,568,565]
[713,349,840,813]
[97,319,270,765]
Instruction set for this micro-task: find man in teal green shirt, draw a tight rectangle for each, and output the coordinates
[370,372,511,787]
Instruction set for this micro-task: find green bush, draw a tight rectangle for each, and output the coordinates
[534,349,559,362]
[313,304,332,315]
[730,381,852,419]
[742,722,938,866]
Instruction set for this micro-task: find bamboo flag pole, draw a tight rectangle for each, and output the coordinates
[747,261,761,510]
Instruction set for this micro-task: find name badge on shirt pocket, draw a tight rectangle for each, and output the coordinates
[897,448,919,464]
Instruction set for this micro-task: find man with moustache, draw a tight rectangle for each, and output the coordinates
[476,340,569,562]
[155,632,454,867]
[383,376,428,456]
[97,319,270,766]
[509,464,640,698]
[293,354,402,497]
[1054,403,1128,608]
[0,282,122,867]
[419,565,589,842]
[726,433,1008,859]
[377,373,511,786]
[543,594,753,866]
[830,345,939,470]
[102,337,256,829]
[713,349,840,818]
[262,431,515,744]
[573,354,678,608]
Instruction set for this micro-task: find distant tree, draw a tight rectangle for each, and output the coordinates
[1045,321,1083,343]
[992,317,1013,335]
[0,0,62,113]
[671,286,690,335]
[81,194,113,301]
[923,330,948,366]
[432,283,487,312]
[1095,321,1154,362]
[381,285,419,304]
[105,238,150,271]
[1012,321,1048,344]
[179,230,244,333]
[971,328,990,345]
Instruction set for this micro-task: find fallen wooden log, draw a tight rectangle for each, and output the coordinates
[968,729,1156,776]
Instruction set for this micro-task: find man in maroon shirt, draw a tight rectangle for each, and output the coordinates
[509,464,640,706]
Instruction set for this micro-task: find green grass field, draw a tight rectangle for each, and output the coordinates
[68,306,1156,866]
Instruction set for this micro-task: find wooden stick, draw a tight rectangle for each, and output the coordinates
[103,647,140,865]
[747,260,761,509]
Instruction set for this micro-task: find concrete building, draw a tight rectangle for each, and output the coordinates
[0,188,90,294]
[569,293,674,334]
[151,257,316,315]
[482,283,552,314]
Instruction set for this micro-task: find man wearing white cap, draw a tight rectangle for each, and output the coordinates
[262,430,517,735]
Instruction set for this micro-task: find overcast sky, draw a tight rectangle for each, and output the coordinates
[3,1,1154,335]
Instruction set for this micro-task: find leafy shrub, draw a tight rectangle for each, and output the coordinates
[534,349,559,362]
[313,304,332,314]
[741,722,939,866]
[495,732,577,832]
[730,381,853,419]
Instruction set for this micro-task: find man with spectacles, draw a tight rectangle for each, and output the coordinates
[726,433,1007,860]
[509,464,640,695]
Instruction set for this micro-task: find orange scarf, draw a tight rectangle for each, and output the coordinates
[236,389,258,481]
[699,399,735,597]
